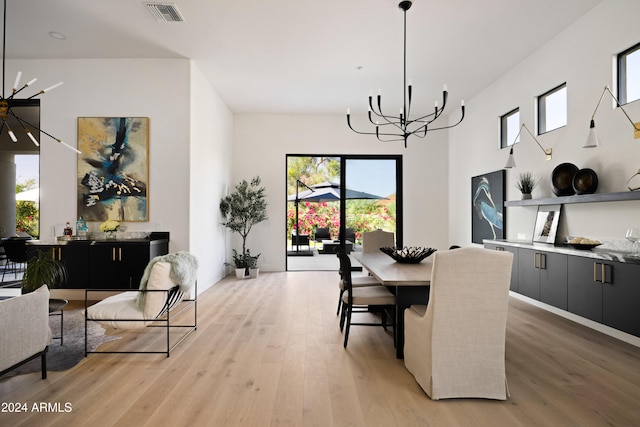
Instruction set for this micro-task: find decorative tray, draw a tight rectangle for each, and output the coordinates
[565,237,602,250]
[565,243,602,250]
[380,246,436,263]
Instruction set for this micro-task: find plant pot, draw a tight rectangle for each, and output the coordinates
[235,268,249,279]
[249,268,259,279]
[521,193,532,200]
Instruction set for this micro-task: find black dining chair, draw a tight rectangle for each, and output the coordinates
[337,250,395,348]
[1,238,30,282]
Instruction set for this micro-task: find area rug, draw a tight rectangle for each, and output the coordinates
[1,307,121,378]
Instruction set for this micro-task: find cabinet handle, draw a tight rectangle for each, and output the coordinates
[119,248,122,261]
[534,253,539,269]
[602,264,606,283]
[540,254,546,270]
[112,247,116,261]
[593,262,598,282]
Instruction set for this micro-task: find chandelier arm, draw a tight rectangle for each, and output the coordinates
[423,106,466,132]
[9,110,80,154]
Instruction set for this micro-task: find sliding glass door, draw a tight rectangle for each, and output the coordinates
[286,154,402,271]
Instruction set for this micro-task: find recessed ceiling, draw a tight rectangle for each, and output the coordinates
[5,0,603,114]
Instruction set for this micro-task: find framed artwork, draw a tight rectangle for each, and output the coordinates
[77,117,149,222]
[532,204,561,244]
[472,170,505,244]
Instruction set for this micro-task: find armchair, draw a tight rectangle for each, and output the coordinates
[403,247,513,400]
[85,252,198,357]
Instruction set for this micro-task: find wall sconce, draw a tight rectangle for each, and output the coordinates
[504,123,552,169]
[584,85,640,148]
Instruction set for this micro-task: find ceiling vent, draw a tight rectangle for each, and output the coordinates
[146,3,185,22]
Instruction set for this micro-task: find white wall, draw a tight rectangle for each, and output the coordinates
[449,0,640,246]
[232,114,450,271]
[7,58,236,292]
[189,62,234,290]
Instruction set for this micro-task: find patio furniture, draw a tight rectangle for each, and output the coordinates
[313,227,331,243]
[319,240,353,254]
[291,231,310,250]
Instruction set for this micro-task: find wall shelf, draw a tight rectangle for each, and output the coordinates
[504,191,640,207]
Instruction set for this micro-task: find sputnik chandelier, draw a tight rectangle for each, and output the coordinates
[0,0,80,154]
[346,0,465,148]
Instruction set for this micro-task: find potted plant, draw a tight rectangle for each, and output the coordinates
[245,250,261,279]
[516,172,539,199]
[220,176,268,277]
[22,248,68,293]
[229,249,249,279]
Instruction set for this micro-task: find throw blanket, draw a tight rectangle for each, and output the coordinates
[139,251,198,294]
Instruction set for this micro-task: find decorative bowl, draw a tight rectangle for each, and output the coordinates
[552,162,579,196]
[572,168,598,195]
[380,246,437,263]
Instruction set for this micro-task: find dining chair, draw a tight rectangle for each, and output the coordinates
[362,229,395,253]
[1,237,30,282]
[403,247,513,400]
[337,250,395,348]
[336,249,381,316]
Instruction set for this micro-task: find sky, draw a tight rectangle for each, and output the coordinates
[15,154,39,184]
[345,159,396,198]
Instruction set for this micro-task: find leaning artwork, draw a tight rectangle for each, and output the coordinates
[77,117,149,222]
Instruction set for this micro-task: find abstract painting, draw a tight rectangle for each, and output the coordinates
[471,170,505,244]
[77,117,149,222]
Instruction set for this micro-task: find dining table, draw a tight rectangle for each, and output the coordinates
[353,252,433,359]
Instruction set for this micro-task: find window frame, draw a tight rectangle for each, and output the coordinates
[500,108,520,149]
[617,41,640,105]
[537,82,567,135]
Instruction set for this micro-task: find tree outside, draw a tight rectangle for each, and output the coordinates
[16,178,39,238]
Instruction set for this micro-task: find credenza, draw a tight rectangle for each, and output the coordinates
[484,239,640,338]
[26,232,169,289]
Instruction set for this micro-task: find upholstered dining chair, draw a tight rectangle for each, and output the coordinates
[362,229,395,253]
[403,247,513,400]
[337,250,395,348]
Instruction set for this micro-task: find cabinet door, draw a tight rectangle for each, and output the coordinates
[567,256,602,323]
[26,244,90,289]
[484,243,518,292]
[518,248,540,300]
[603,261,640,337]
[539,252,568,310]
[58,244,90,289]
[89,244,144,289]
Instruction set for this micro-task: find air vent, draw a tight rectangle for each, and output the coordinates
[146,3,185,22]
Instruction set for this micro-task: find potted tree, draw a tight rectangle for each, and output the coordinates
[22,248,68,293]
[220,176,268,279]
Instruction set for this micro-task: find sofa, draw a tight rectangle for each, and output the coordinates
[0,285,52,379]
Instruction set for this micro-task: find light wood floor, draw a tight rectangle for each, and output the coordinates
[2,271,640,426]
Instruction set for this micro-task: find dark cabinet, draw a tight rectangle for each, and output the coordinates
[603,261,640,336]
[567,256,603,322]
[517,248,567,308]
[485,241,640,338]
[26,243,90,289]
[484,243,519,292]
[568,256,640,336]
[26,234,169,289]
[89,240,169,289]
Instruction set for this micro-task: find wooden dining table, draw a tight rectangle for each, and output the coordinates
[353,252,433,359]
